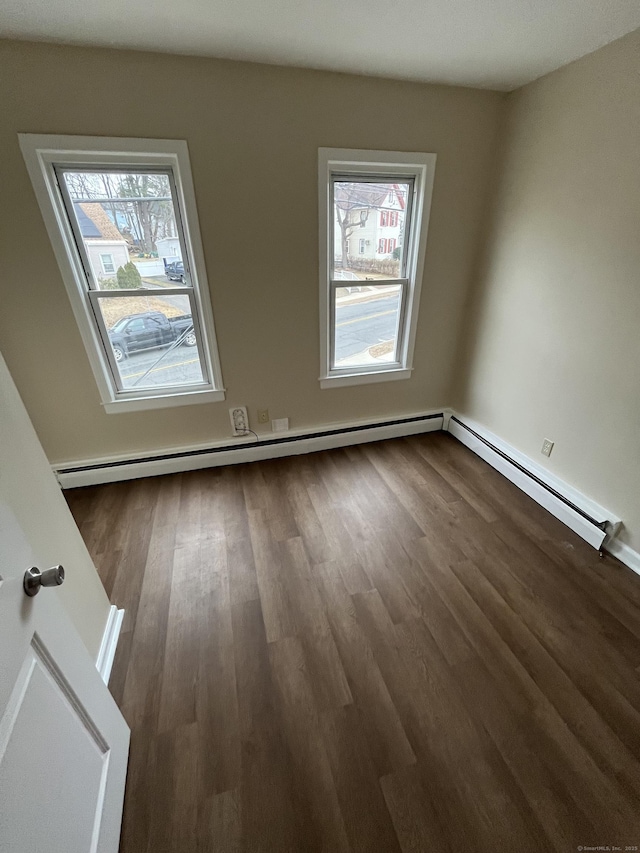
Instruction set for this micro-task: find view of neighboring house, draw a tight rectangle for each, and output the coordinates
[74,202,129,284]
[333,183,406,275]
[73,200,185,282]
[155,236,182,264]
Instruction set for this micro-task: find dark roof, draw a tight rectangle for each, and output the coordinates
[74,203,102,238]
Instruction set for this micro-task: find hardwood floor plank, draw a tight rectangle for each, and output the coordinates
[145,723,200,853]
[247,508,298,643]
[280,538,353,710]
[109,480,156,633]
[314,561,416,776]
[320,704,402,853]
[65,432,640,852]
[200,788,241,853]
[407,537,640,840]
[120,492,176,728]
[269,636,351,852]
[197,536,241,797]
[380,764,459,853]
[446,519,640,782]
[354,589,553,853]
[157,542,202,733]
[281,463,332,565]
[118,724,155,853]
[232,598,307,852]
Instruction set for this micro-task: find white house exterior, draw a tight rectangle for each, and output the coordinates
[85,239,130,284]
[334,184,406,268]
[155,237,182,263]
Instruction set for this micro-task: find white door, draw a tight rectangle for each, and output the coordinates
[0,356,129,852]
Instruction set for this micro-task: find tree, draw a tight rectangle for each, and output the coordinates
[116,173,175,254]
[334,182,408,271]
[115,262,142,289]
[334,183,387,269]
[63,170,177,255]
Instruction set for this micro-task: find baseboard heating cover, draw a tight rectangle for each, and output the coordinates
[447,415,619,551]
[56,411,445,487]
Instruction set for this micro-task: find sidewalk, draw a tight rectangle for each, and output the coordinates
[335,283,399,308]
[337,341,396,366]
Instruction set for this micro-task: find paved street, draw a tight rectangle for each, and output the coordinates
[116,344,203,389]
[335,292,400,363]
[111,293,400,387]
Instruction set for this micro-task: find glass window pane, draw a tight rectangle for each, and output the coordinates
[333,284,402,369]
[333,181,410,281]
[61,170,186,290]
[96,293,205,390]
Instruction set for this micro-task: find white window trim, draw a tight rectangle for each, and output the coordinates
[19,134,225,412]
[318,147,436,388]
[99,253,115,275]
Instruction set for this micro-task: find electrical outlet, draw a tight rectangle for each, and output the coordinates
[541,438,554,458]
[257,409,270,424]
[271,417,289,432]
[230,406,249,436]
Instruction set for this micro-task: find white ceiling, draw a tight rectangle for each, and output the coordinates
[2,0,640,91]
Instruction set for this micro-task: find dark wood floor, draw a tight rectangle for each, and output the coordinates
[66,432,640,852]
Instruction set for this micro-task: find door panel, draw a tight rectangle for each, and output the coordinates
[0,642,107,852]
[0,523,130,853]
[0,351,129,853]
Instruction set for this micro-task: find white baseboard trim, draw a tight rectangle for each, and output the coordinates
[605,538,640,578]
[56,410,445,488]
[96,605,125,685]
[447,414,620,551]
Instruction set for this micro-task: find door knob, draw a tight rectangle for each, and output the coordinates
[23,565,65,597]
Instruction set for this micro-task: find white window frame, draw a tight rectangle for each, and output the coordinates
[318,148,436,388]
[99,253,115,275]
[19,134,225,412]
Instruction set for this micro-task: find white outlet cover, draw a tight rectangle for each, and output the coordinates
[230,406,249,436]
[272,417,289,432]
[541,438,554,457]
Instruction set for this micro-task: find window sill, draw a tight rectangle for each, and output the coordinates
[320,368,412,389]
[103,388,226,413]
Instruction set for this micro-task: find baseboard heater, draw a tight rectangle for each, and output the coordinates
[448,415,613,550]
[56,412,444,487]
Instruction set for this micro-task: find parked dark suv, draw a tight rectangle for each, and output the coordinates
[165,260,185,283]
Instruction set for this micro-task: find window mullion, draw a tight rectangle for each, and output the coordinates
[54,164,98,291]
[87,291,124,391]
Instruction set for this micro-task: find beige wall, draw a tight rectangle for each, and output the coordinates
[0,351,110,660]
[456,29,640,551]
[0,39,503,465]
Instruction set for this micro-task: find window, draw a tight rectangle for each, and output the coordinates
[380,209,399,228]
[100,253,115,275]
[377,238,397,254]
[319,148,436,387]
[359,238,366,254]
[19,135,224,412]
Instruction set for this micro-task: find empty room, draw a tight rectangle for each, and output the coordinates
[1,1,640,850]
